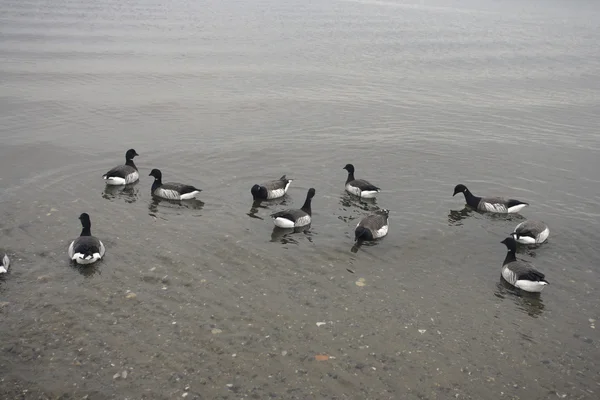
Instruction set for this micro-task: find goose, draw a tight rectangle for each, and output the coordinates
[102,149,140,185]
[271,188,315,228]
[0,254,9,274]
[149,169,202,200]
[251,175,293,200]
[452,184,528,214]
[343,164,380,198]
[511,220,550,244]
[500,236,548,292]
[68,213,105,265]
[355,209,389,241]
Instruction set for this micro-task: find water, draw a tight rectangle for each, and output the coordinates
[1,0,599,398]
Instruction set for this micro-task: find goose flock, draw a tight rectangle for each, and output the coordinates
[1,149,551,294]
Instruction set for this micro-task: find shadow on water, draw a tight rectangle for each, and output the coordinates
[494,278,545,318]
[514,241,550,257]
[270,224,313,245]
[339,192,379,212]
[448,206,527,226]
[247,197,291,220]
[101,182,140,203]
[351,237,384,254]
[148,197,205,217]
[69,260,102,277]
[338,192,381,225]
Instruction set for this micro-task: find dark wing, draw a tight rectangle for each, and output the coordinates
[510,261,546,281]
[103,164,135,178]
[358,213,388,230]
[263,177,289,191]
[73,237,101,256]
[515,221,545,238]
[162,182,201,195]
[270,209,304,222]
[351,179,380,191]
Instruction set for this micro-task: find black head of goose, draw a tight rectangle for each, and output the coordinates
[453,184,528,214]
[270,188,315,228]
[343,164,380,198]
[102,149,140,186]
[355,209,390,241]
[149,168,202,200]
[500,236,548,292]
[1,253,9,274]
[511,220,550,244]
[68,213,106,265]
[251,175,293,200]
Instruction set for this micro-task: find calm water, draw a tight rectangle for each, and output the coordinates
[1,0,599,398]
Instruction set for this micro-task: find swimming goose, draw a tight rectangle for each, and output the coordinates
[271,188,315,228]
[343,164,380,198]
[500,237,548,292]
[149,169,202,200]
[68,213,106,265]
[511,220,550,244]
[355,209,389,241]
[0,254,9,274]
[452,184,528,214]
[102,149,139,185]
[251,175,293,200]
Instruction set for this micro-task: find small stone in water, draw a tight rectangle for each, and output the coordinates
[316,322,326,327]
[355,278,366,287]
[125,293,137,299]
[121,370,127,379]
[113,373,121,379]
[281,350,288,356]
[182,393,188,398]
[212,328,222,334]
[226,383,233,388]
[418,329,427,334]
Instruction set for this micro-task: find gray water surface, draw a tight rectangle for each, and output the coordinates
[1,0,599,398]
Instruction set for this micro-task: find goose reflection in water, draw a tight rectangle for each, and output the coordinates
[270,224,313,244]
[247,196,290,220]
[102,181,140,203]
[494,279,545,318]
[148,197,205,218]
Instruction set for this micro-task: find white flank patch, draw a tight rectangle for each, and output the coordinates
[345,184,362,197]
[360,190,379,199]
[482,202,507,213]
[284,180,292,193]
[346,184,380,198]
[125,171,139,184]
[507,203,528,213]
[515,235,537,245]
[156,189,182,200]
[374,224,389,238]
[68,241,75,258]
[295,215,311,227]
[267,188,286,200]
[0,267,7,274]
[515,280,548,293]
[104,176,127,186]
[501,266,518,286]
[99,241,106,258]
[274,217,295,228]
[537,227,550,243]
[179,190,200,200]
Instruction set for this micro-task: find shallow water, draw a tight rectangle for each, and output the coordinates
[1,0,599,398]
